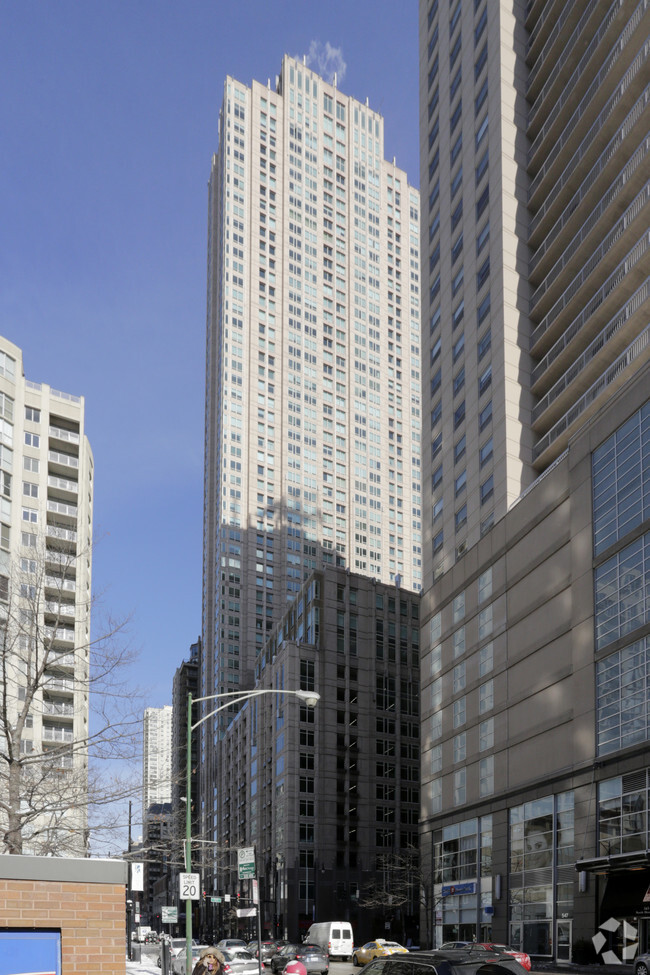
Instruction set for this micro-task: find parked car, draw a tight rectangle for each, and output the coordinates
[220,948,261,975]
[174,944,212,975]
[271,943,329,975]
[477,944,531,971]
[156,938,201,970]
[355,948,527,975]
[247,940,283,962]
[353,942,408,966]
[219,939,250,951]
[440,942,471,950]
[634,953,650,975]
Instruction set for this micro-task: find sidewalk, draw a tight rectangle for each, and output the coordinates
[126,956,161,975]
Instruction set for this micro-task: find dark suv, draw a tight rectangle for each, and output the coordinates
[357,948,527,975]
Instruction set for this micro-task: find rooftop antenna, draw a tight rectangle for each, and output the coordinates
[333,72,337,87]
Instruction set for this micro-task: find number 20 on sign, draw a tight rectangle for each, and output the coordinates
[180,872,200,900]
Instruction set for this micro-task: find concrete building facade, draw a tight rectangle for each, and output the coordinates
[418,0,650,961]
[0,335,93,856]
[202,56,421,883]
[212,567,421,947]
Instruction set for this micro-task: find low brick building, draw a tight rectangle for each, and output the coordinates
[0,854,128,972]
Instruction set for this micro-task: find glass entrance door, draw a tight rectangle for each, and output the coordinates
[556,920,572,962]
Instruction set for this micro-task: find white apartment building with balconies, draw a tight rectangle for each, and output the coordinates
[0,335,93,855]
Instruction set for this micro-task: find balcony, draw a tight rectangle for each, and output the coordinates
[43,700,75,719]
[45,574,76,594]
[530,182,650,321]
[49,424,80,447]
[46,524,77,555]
[47,474,78,499]
[45,599,76,618]
[531,230,649,356]
[45,625,75,647]
[48,450,79,473]
[529,40,649,210]
[531,279,649,407]
[533,322,650,464]
[531,86,649,244]
[528,0,644,155]
[47,499,78,522]
[43,674,74,693]
[42,724,74,743]
[49,651,76,670]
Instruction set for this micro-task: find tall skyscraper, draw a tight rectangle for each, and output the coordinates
[142,704,173,818]
[202,56,421,846]
[419,0,650,958]
[0,334,93,855]
[420,0,649,576]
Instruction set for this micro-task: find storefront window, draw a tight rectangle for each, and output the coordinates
[509,792,574,957]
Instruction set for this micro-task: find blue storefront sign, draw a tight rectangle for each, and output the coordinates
[441,882,477,897]
[0,930,61,975]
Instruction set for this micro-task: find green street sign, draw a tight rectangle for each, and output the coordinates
[238,846,256,880]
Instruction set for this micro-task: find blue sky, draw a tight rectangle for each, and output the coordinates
[0,1,420,710]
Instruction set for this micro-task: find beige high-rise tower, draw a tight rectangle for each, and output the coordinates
[0,335,93,855]
[202,56,422,856]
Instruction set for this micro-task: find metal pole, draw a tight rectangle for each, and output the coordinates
[186,692,193,975]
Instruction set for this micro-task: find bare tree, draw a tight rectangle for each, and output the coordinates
[360,848,441,948]
[0,537,141,856]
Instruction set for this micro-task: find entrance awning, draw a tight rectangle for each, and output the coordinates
[575,851,650,875]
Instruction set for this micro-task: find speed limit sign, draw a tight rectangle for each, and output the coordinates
[179,872,200,900]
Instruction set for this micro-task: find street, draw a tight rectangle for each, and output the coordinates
[131,949,565,975]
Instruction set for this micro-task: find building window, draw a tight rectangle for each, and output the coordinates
[595,533,650,650]
[453,662,466,693]
[596,638,650,754]
[479,679,494,713]
[479,716,494,751]
[431,777,442,813]
[453,592,465,622]
[479,364,492,397]
[478,567,492,602]
[454,767,466,805]
[453,696,466,728]
[480,475,494,505]
[477,219,490,255]
[593,402,650,555]
[479,755,494,796]
[479,400,492,432]
[453,732,466,763]
[454,435,466,464]
[479,437,493,467]
[453,626,466,658]
[478,328,491,361]
[479,641,493,676]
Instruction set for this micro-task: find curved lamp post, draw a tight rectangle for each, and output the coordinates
[184,687,320,975]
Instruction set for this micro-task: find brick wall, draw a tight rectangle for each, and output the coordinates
[0,855,128,973]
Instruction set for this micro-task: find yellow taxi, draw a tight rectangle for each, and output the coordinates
[353,941,408,966]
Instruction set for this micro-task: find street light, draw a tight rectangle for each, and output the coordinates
[184,687,320,975]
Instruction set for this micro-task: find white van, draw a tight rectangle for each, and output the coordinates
[305,921,354,960]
